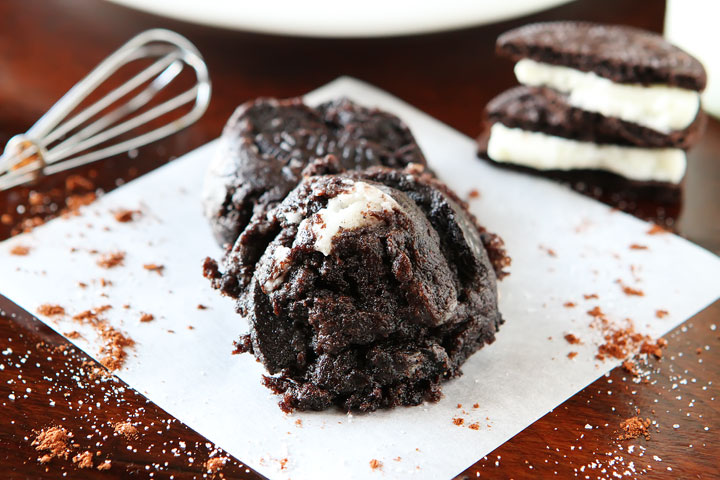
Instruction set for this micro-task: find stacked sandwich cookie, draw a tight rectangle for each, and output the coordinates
[479,22,707,205]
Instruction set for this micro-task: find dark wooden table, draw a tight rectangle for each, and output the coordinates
[1,0,718,478]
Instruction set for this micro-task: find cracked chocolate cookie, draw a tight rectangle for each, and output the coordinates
[202,97,426,247]
[204,165,509,412]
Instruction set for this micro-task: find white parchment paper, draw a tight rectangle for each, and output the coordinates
[1,77,719,480]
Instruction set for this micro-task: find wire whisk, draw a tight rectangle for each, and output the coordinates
[0,29,211,191]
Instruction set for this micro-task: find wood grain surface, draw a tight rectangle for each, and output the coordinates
[0,0,718,478]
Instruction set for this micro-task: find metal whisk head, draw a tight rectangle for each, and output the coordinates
[0,29,211,191]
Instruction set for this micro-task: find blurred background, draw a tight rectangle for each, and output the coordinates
[0,0,718,251]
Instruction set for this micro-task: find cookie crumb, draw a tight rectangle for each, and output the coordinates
[72,451,93,469]
[139,313,154,323]
[622,360,638,376]
[563,301,576,308]
[617,279,644,296]
[647,224,668,235]
[640,338,667,359]
[97,459,112,471]
[113,209,140,223]
[143,263,165,275]
[113,421,138,439]
[583,293,599,300]
[452,417,464,426]
[10,244,30,256]
[564,333,581,344]
[567,351,578,359]
[369,459,383,471]
[197,304,208,310]
[655,309,669,319]
[468,189,481,199]
[468,422,481,430]
[37,304,66,317]
[205,456,228,473]
[629,244,648,250]
[97,251,125,269]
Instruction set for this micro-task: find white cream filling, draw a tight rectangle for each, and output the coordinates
[487,123,686,183]
[302,181,399,256]
[514,58,700,133]
[262,245,293,293]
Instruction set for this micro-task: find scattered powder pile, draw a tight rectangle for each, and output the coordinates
[71,305,135,371]
[586,307,666,361]
[98,325,135,371]
[114,421,139,439]
[617,416,652,441]
[32,426,73,464]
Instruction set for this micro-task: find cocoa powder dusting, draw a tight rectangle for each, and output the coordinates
[98,325,135,371]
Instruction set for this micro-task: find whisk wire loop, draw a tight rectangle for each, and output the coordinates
[0,29,211,191]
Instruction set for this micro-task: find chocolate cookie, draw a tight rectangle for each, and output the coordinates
[497,22,706,90]
[202,97,426,247]
[204,165,509,412]
[486,86,706,150]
